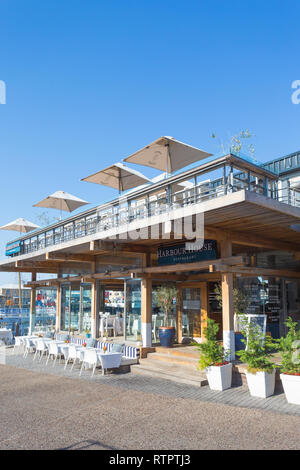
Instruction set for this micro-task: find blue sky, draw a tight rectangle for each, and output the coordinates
[0,0,300,284]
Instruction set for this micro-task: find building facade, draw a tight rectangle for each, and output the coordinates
[1,140,300,359]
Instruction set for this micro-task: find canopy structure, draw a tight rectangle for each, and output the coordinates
[123,136,212,174]
[0,218,40,233]
[81,162,151,193]
[33,191,89,213]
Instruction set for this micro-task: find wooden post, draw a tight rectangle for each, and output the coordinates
[220,239,235,360]
[55,284,61,332]
[141,276,152,347]
[176,284,183,344]
[29,272,36,335]
[200,283,208,340]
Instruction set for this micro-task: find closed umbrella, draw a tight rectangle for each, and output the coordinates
[0,218,40,315]
[81,162,151,194]
[33,190,89,219]
[124,136,212,174]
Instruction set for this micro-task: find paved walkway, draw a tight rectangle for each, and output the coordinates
[1,350,300,449]
[3,349,300,417]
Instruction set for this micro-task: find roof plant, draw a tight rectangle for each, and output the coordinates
[276,317,300,375]
[236,317,277,373]
[193,318,229,370]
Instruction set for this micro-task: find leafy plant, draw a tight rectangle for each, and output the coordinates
[153,285,177,327]
[211,129,256,158]
[193,318,229,370]
[236,317,277,373]
[276,317,300,375]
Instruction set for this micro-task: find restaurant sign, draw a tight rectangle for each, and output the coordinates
[158,240,217,266]
[5,240,22,257]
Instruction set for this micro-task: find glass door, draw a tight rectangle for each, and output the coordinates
[124,279,141,342]
[181,282,207,341]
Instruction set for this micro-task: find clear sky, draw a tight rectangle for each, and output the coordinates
[0,0,300,284]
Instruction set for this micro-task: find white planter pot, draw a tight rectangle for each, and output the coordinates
[245,370,275,398]
[206,363,232,391]
[281,373,300,405]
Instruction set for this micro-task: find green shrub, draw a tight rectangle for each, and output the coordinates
[276,317,300,375]
[236,317,277,373]
[193,318,229,370]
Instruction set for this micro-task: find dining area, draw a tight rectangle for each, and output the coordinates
[14,334,126,377]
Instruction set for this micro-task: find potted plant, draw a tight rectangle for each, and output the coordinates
[85,328,91,339]
[236,317,277,398]
[153,285,177,347]
[193,318,232,391]
[277,317,300,405]
[214,283,250,352]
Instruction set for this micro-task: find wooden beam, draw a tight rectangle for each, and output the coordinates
[46,252,96,263]
[215,265,300,279]
[132,255,247,275]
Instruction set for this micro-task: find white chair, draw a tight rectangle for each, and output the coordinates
[33,339,48,362]
[23,338,35,358]
[46,342,63,367]
[80,349,99,377]
[64,344,81,370]
[98,352,122,376]
[14,336,24,352]
[132,318,141,340]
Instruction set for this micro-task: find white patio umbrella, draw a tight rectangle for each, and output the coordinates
[0,218,40,312]
[33,190,89,219]
[81,162,151,194]
[123,136,212,174]
[0,218,40,233]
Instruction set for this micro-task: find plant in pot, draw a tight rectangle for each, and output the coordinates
[214,283,250,353]
[277,317,300,405]
[236,317,277,398]
[85,328,91,339]
[153,285,177,347]
[193,318,232,391]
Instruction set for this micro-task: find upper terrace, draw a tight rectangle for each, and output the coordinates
[2,150,294,260]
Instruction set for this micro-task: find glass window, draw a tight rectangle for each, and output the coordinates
[70,286,80,331]
[125,279,141,341]
[61,284,70,331]
[81,284,92,333]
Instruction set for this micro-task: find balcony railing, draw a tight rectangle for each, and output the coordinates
[6,153,290,258]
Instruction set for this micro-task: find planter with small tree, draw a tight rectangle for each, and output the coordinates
[237,317,277,398]
[193,318,232,391]
[214,283,250,352]
[277,317,300,405]
[153,285,177,347]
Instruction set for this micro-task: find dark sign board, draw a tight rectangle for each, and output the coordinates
[5,240,22,257]
[158,240,217,266]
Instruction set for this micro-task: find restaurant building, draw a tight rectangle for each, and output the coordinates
[1,137,300,360]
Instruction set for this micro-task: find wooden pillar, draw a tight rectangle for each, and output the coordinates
[176,284,183,344]
[55,284,61,332]
[29,272,36,335]
[141,276,152,347]
[200,283,208,340]
[91,280,98,339]
[220,239,235,360]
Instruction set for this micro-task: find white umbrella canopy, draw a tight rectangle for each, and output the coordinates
[81,162,151,193]
[33,190,89,213]
[0,218,40,233]
[123,136,212,174]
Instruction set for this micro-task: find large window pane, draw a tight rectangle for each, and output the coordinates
[61,285,70,331]
[81,284,92,333]
[125,279,141,341]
